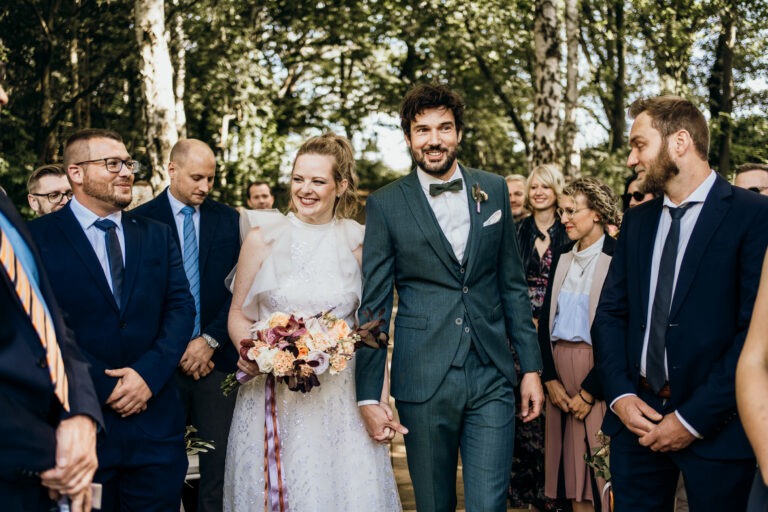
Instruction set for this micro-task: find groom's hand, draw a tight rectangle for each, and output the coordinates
[519,372,545,423]
[360,403,408,443]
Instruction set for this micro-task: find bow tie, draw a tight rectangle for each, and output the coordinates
[429,178,463,197]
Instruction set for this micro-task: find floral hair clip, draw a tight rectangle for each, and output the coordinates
[471,183,488,213]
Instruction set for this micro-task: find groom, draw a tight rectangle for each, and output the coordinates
[356,83,544,511]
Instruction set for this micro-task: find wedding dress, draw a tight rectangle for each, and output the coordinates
[224,211,401,511]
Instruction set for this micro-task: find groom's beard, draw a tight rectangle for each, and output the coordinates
[411,144,458,177]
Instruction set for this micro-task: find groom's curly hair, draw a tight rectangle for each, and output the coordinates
[400,83,465,137]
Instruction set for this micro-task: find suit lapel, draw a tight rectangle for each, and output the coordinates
[549,251,572,335]
[669,177,731,319]
[637,201,663,322]
[198,200,218,274]
[460,166,482,270]
[121,212,141,313]
[56,207,119,311]
[400,172,458,272]
[155,191,181,249]
[590,252,612,324]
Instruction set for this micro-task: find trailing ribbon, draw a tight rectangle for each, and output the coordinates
[264,374,289,511]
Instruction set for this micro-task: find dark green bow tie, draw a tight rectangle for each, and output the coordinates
[429,178,463,196]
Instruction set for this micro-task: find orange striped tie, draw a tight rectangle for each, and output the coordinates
[0,227,69,411]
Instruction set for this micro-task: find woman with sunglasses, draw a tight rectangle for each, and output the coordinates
[539,177,621,512]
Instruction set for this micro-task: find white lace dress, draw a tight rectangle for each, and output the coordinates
[223,211,401,512]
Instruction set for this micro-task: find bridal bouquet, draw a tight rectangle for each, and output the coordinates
[222,309,388,395]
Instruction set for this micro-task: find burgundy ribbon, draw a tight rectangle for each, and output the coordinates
[264,374,289,511]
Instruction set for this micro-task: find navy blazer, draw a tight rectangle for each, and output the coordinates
[29,204,195,459]
[134,191,240,373]
[593,175,768,459]
[0,193,101,478]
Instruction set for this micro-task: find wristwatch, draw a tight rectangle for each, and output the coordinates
[202,333,220,350]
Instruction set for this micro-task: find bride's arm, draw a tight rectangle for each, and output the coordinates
[228,228,268,349]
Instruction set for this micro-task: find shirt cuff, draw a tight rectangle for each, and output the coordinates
[609,393,637,412]
[357,400,379,407]
[675,411,703,439]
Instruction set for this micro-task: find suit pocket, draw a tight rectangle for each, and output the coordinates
[394,314,428,330]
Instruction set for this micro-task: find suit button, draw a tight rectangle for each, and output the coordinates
[462,286,469,294]
[37,358,48,369]
[460,268,465,274]
[464,327,470,333]
[455,318,463,325]
[120,322,127,329]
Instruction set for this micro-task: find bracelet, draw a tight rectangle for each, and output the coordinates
[578,390,595,406]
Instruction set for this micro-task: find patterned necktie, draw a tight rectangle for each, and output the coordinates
[646,204,690,393]
[182,206,201,336]
[93,219,124,309]
[429,178,463,196]
[0,224,70,411]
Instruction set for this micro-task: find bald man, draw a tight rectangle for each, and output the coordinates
[133,139,239,512]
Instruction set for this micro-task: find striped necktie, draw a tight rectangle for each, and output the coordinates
[0,225,69,411]
[182,206,200,336]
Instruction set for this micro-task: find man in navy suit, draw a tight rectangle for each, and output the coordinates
[594,96,768,511]
[0,64,102,512]
[134,139,240,512]
[29,128,195,511]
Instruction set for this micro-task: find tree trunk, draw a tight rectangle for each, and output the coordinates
[170,0,187,139]
[533,0,562,167]
[135,0,178,190]
[609,0,626,152]
[716,13,735,176]
[562,0,579,176]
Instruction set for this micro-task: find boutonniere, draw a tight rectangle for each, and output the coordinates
[471,184,488,213]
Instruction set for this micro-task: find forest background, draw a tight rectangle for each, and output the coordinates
[2,0,768,217]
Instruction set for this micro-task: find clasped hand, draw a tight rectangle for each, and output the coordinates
[360,403,408,443]
[179,337,215,380]
[613,395,695,452]
[105,367,152,417]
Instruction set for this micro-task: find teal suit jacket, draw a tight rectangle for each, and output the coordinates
[355,165,542,403]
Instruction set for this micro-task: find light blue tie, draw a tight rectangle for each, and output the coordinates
[182,206,200,337]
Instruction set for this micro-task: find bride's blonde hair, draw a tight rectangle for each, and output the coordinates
[291,132,360,219]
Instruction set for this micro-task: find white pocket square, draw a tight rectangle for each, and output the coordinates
[483,209,502,227]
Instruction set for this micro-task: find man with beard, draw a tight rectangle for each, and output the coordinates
[593,96,768,511]
[29,129,195,511]
[27,164,73,216]
[134,139,240,512]
[355,83,544,511]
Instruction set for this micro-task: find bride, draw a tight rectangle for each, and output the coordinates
[224,133,401,511]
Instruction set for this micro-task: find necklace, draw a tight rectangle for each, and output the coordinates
[573,252,599,276]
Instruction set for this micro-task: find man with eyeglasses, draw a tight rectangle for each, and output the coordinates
[27,164,73,216]
[29,128,195,511]
[734,163,768,196]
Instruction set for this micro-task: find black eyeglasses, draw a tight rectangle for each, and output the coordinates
[623,191,646,202]
[75,157,141,174]
[748,186,768,194]
[31,190,73,204]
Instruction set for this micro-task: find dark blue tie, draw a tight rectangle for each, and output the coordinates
[93,219,124,308]
[182,206,200,336]
[646,205,690,393]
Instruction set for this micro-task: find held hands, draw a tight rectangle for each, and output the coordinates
[568,389,593,421]
[179,337,215,380]
[613,395,662,437]
[638,412,695,452]
[105,367,152,417]
[520,372,545,423]
[40,415,98,512]
[360,403,408,443]
[544,380,571,413]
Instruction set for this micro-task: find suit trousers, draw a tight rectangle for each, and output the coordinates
[0,479,55,512]
[396,348,516,512]
[176,369,237,512]
[610,391,755,512]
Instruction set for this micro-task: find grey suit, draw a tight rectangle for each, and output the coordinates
[356,165,542,511]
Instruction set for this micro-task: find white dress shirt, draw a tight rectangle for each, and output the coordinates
[69,195,125,294]
[611,170,717,439]
[167,189,200,258]
[416,165,470,262]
